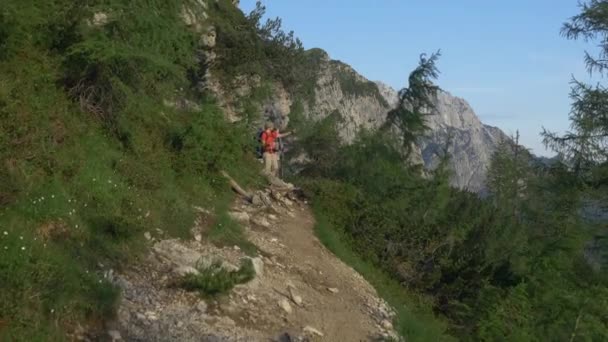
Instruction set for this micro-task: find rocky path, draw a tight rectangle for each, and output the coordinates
[105,188,399,341]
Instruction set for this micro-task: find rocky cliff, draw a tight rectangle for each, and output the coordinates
[298,52,392,143]
[302,58,508,192]
[417,90,509,192]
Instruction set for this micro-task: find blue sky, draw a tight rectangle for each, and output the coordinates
[240,0,595,155]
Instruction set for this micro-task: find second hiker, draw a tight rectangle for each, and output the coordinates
[261,121,293,177]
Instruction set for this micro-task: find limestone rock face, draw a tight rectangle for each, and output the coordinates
[307,60,391,142]
[422,91,508,192]
[375,86,509,192]
[308,60,508,192]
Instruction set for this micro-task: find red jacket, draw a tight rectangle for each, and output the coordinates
[261,129,279,153]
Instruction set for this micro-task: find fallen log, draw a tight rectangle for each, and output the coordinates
[220,170,253,202]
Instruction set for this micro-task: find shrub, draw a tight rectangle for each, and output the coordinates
[179,258,255,296]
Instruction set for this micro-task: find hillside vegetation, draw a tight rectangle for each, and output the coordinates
[1,0,607,341]
[0,0,263,339]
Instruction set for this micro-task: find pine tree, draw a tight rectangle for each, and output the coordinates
[383,51,441,157]
[542,0,608,177]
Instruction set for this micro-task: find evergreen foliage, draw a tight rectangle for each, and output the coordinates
[543,0,608,179]
[293,47,608,340]
[384,51,441,156]
[179,258,256,296]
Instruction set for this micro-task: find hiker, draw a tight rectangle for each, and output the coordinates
[261,121,293,177]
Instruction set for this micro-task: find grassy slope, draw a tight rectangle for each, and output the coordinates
[0,0,263,339]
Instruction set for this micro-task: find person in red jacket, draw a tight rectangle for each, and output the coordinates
[261,121,293,177]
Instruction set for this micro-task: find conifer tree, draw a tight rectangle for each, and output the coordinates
[384,51,441,157]
[542,0,608,177]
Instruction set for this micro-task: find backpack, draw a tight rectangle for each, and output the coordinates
[256,128,283,158]
[255,128,264,159]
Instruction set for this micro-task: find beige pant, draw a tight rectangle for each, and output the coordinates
[263,152,279,176]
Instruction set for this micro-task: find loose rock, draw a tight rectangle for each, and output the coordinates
[146,311,158,321]
[278,299,293,314]
[290,294,303,307]
[144,232,152,241]
[303,326,324,337]
[174,266,199,277]
[381,319,393,330]
[247,257,264,277]
[288,286,303,306]
[327,287,339,294]
[252,216,271,228]
[92,12,109,26]
[196,301,208,314]
[108,330,122,341]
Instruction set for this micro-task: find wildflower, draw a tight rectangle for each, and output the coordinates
[68,199,71,203]
[3,231,7,235]
[41,196,45,200]
[21,246,25,250]
[51,194,55,198]
[75,224,79,229]
[19,236,23,240]
[3,246,7,250]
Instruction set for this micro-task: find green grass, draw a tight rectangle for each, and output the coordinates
[0,212,119,341]
[312,207,454,342]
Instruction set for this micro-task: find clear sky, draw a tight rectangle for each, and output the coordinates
[240,0,595,156]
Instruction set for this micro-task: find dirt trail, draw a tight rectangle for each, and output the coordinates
[108,189,399,341]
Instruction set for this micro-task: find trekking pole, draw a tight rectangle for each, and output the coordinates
[278,136,284,179]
